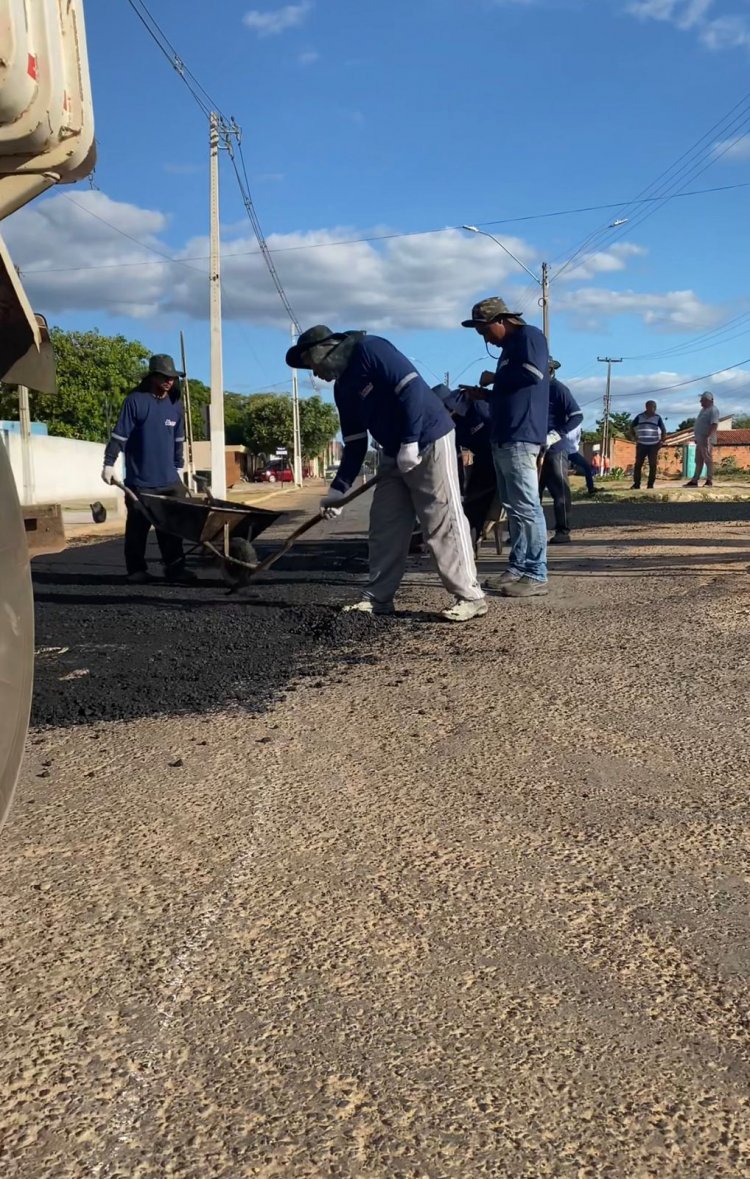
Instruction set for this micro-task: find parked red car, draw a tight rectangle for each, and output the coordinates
[254,462,294,483]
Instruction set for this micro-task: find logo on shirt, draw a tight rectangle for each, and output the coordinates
[358,383,373,399]
[165,418,177,428]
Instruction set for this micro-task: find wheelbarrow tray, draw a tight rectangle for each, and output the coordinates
[138,492,284,546]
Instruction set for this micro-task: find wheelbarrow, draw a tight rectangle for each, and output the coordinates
[115,481,285,588]
[115,476,380,590]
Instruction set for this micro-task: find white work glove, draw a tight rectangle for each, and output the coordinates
[545,430,561,449]
[320,488,345,519]
[101,465,116,485]
[397,442,422,474]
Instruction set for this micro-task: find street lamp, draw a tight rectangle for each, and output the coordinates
[462,218,631,344]
[462,224,550,341]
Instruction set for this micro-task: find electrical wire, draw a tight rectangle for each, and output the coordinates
[552,88,750,281]
[574,355,750,410]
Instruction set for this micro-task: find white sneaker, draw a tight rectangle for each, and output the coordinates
[440,597,488,622]
[341,598,395,616]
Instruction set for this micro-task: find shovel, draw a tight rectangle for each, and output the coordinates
[210,474,381,590]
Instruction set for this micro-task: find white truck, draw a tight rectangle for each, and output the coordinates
[0,0,96,831]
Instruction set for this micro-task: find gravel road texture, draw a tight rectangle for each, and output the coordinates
[2,493,750,1177]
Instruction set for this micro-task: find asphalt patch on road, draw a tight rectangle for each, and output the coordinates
[30,536,392,729]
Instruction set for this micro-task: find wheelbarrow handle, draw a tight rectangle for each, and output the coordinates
[242,474,382,582]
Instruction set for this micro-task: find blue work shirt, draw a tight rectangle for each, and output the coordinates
[104,388,185,488]
[490,324,549,447]
[547,378,583,454]
[332,336,453,492]
[449,393,492,456]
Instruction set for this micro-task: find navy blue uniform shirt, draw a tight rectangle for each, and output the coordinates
[104,388,184,488]
[490,323,549,447]
[547,377,583,454]
[332,336,453,492]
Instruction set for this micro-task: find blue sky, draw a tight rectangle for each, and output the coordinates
[8,0,750,426]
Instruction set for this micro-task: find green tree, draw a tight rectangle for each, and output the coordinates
[678,417,696,431]
[732,414,750,429]
[0,328,149,441]
[243,394,293,455]
[595,411,634,439]
[299,395,340,459]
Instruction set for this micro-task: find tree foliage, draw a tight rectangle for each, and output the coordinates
[678,417,696,431]
[0,326,340,459]
[0,328,149,441]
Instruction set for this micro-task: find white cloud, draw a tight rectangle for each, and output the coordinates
[243,2,312,36]
[570,366,750,424]
[4,191,723,346]
[557,287,725,333]
[626,0,750,52]
[713,133,750,161]
[298,49,319,64]
[555,243,647,283]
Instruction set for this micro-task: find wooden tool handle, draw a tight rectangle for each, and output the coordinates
[247,475,381,579]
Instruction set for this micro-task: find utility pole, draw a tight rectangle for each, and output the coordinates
[180,330,196,491]
[598,357,622,475]
[444,370,450,387]
[289,325,303,487]
[209,112,226,498]
[541,262,550,344]
[17,384,33,504]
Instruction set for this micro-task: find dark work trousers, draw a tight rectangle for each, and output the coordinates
[124,480,187,575]
[539,449,572,535]
[633,443,660,488]
[568,450,594,493]
[463,450,498,537]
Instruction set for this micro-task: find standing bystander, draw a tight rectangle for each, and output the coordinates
[685,392,720,487]
[630,399,667,489]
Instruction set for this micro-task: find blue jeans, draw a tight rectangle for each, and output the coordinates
[492,442,547,582]
[568,450,594,493]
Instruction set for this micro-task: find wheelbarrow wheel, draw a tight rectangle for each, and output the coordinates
[220,536,258,588]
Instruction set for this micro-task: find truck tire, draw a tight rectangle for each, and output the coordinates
[0,439,33,833]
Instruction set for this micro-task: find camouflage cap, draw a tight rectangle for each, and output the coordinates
[461,297,523,328]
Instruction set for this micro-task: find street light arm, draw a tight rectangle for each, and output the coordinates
[461,224,541,285]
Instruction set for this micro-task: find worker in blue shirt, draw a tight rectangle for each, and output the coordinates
[286,326,486,622]
[540,359,583,544]
[461,297,549,598]
[102,354,195,585]
[432,384,497,548]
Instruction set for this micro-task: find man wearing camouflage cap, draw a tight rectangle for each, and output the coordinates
[461,297,549,597]
[287,325,486,621]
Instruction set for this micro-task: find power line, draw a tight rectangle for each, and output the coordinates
[575,355,750,410]
[23,177,750,278]
[552,88,750,281]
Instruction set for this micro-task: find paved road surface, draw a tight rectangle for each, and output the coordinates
[2,495,750,1177]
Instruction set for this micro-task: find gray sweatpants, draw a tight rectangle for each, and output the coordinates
[365,432,484,605]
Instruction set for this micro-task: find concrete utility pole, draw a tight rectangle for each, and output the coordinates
[289,325,303,487]
[209,112,226,498]
[541,262,550,343]
[17,384,33,505]
[598,357,623,474]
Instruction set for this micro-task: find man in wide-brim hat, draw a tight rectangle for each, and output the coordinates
[102,352,195,585]
[286,325,486,622]
[461,297,550,598]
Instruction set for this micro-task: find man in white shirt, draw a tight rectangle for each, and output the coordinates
[685,392,720,488]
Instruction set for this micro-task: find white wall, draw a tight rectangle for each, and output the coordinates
[1,431,124,507]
